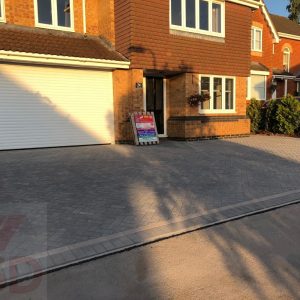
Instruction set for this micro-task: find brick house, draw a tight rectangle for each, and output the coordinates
[114,0,261,142]
[0,0,262,150]
[0,0,129,150]
[248,2,300,102]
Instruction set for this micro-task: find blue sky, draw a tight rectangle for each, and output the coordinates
[264,0,289,16]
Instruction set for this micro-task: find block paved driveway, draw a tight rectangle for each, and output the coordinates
[1,135,300,284]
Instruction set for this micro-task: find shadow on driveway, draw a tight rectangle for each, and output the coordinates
[0,136,299,298]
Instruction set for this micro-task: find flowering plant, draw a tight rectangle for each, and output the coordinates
[188,92,211,107]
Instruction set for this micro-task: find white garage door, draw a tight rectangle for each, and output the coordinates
[0,64,114,150]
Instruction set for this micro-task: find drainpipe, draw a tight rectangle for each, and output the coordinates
[284,79,288,97]
[82,0,87,34]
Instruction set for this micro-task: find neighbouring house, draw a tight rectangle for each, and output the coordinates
[248,2,300,102]
[271,14,300,98]
[0,0,262,150]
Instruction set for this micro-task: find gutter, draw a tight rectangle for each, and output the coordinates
[273,75,296,80]
[278,32,300,41]
[251,70,270,76]
[226,0,261,9]
[261,4,280,43]
[0,50,130,70]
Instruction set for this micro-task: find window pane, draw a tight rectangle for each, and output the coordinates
[251,75,266,100]
[283,52,290,71]
[171,0,182,26]
[57,0,71,27]
[200,0,209,30]
[255,30,262,50]
[37,0,53,25]
[201,77,210,110]
[225,79,234,110]
[212,3,221,33]
[214,78,222,109]
[186,0,196,28]
[251,29,255,50]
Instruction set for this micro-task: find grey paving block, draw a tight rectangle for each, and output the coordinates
[0,136,299,284]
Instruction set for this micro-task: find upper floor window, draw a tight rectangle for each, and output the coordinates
[170,0,225,37]
[35,0,74,31]
[0,0,5,22]
[199,75,235,113]
[251,27,262,52]
[283,48,290,72]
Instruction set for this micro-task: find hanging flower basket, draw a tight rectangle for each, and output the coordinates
[188,92,211,107]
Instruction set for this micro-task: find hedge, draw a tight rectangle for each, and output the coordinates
[247,95,300,136]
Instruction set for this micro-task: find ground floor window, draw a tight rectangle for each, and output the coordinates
[0,0,5,21]
[199,75,235,113]
[248,75,266,101]
[297,82,300,96]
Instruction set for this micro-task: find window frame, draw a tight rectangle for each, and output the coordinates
[199,75,236,114]
[170,0,225,38]
[283,47,290,72]
[0,0,5,22]
[251,26,263,52]
[247,74,267,101]
[34,0,74,32]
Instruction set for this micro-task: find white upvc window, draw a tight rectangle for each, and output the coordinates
[251,27,262,52]
[0,0,5,22]
[283,47,290,72]
[34,0,74,31]
[247,75,267,101]
[170,0,225,38]
[199,75,236,113]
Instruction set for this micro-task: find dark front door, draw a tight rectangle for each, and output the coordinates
[146,77,165,135]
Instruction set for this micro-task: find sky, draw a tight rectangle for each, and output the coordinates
[264,0,289,17]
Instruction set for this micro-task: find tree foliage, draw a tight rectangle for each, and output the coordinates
[287,0,300,23]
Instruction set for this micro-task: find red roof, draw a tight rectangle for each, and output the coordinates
[270,14,300,36]
[0,24,128,62]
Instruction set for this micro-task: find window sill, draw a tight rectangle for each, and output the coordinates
[170,27,225,41]
[251,50,263,57]
[199,110,236,115]
[35,23,75,33]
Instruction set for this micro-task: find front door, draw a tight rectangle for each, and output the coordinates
[145,77,165,135]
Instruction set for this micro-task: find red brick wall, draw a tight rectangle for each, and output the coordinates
[273,38,300,97]
[251,8,274,69]
[114,0,131,57]
[250,8,300,99]
[169,74,247,117]
[4,0,115,44]
[113,69,144,143]
[274,38,300,73]
[251,8,275,99]
[115,1,252,77]
[167,73,250,139]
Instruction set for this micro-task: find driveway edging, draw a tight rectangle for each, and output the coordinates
[1,191,300,288]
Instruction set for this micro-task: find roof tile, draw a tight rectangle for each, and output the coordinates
[270,14,300,36]
[0,24,128,62]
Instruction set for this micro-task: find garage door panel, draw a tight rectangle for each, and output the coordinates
[0,64,114,150]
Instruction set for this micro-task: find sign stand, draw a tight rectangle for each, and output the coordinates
[130,112,160,146]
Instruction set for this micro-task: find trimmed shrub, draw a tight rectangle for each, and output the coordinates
[266,95,300,135]
[247,98,265,133]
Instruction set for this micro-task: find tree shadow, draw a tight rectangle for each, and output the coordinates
[0,65,300,298]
